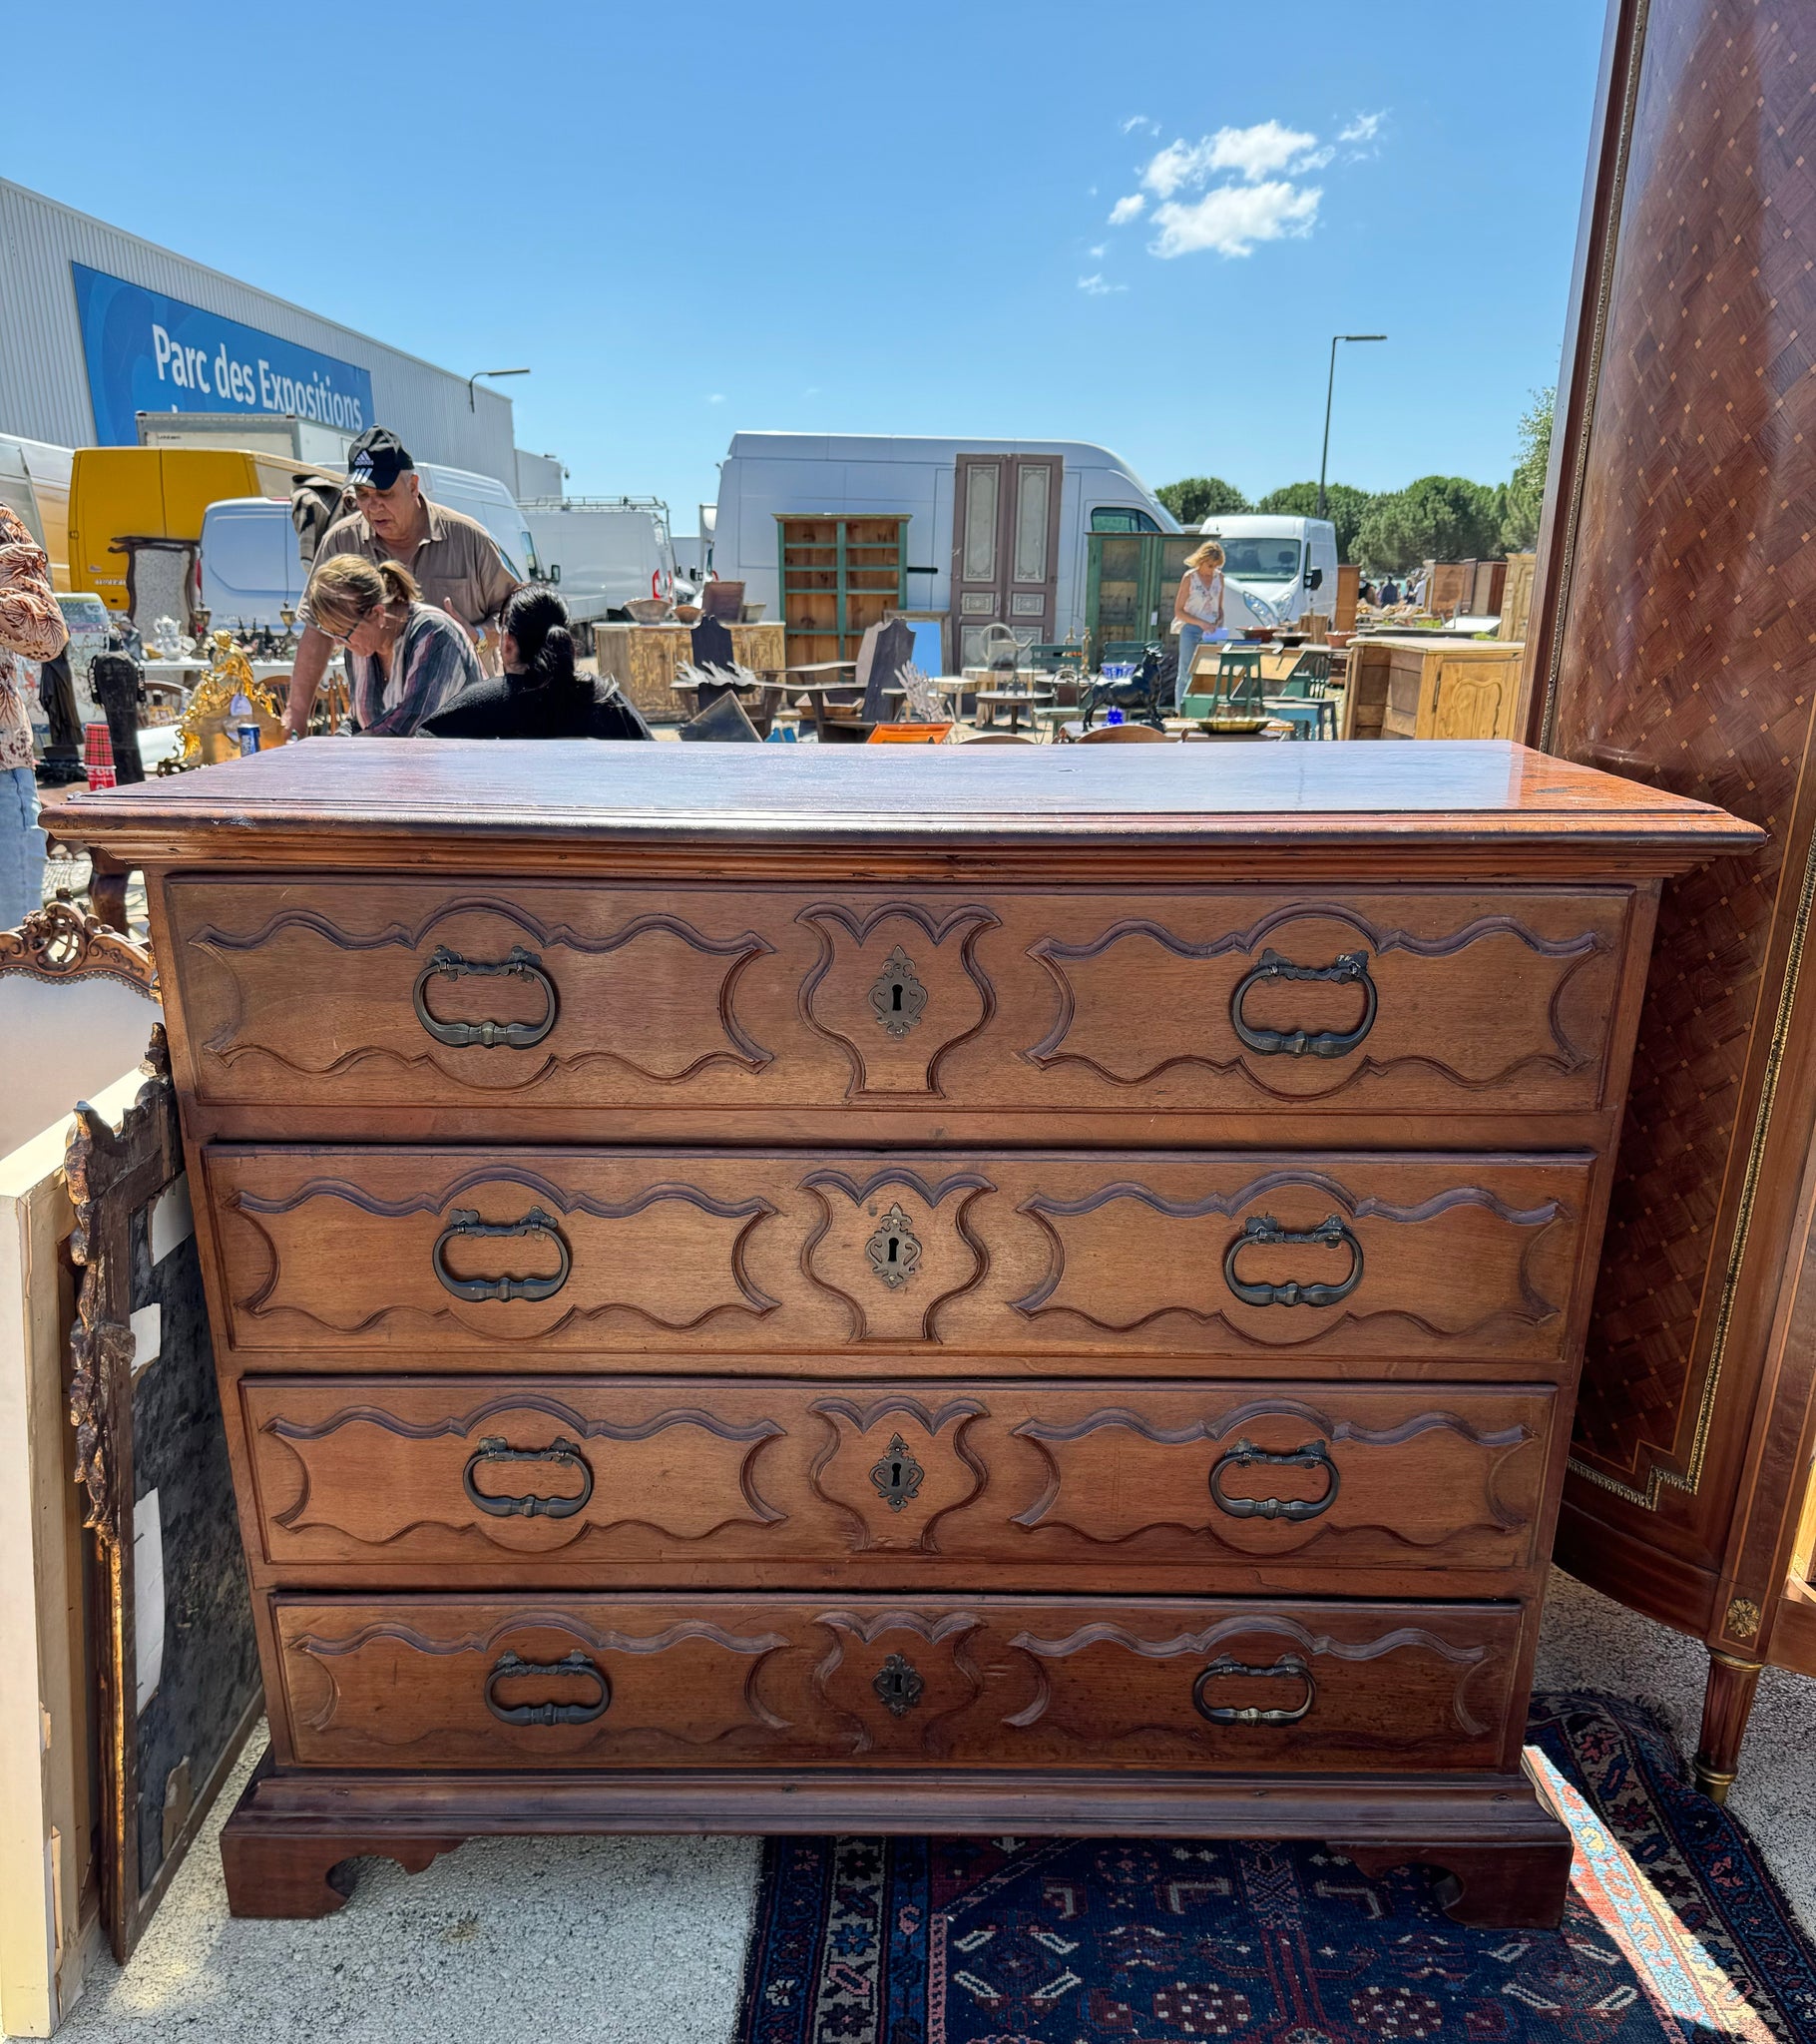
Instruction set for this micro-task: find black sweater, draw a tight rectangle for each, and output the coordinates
[422,672,653,741]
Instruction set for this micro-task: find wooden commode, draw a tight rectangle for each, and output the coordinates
[46,739,1756,1930]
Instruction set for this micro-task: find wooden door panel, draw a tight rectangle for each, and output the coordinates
[209,1147,1591,1365]
[272,1593,1525,1773]
[241,1375,1555,1580]
[166,878,1628,1118]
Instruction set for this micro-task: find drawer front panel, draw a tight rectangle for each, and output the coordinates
[167,878,1627,1117]
[209,1147,1592,1365]
[242,1375,1556,1580]
[273,1593,1524,1773]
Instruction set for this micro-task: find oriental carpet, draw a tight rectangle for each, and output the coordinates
[735,1693,1816,2042]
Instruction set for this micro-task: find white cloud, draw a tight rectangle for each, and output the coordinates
[705,392,725,404]
[1077,273,1128,296]
[1118,119,1342,260]
[1338,111,1384,147]
[1108,194,1145,226]
[1121,113,1159,135]
[1088,243,1107,257]
[1142,121,1321,199]
[1148,180,1322,259]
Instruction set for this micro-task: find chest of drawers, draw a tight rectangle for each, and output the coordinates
[47,738,1755,1932]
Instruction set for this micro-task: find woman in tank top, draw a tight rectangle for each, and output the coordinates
[1172,540,1226,709]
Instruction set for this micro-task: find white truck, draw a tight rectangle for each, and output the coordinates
[518,498,678,630]
[1195,512,1339,631]
[712,432,1177,667]
[136,408,355,470]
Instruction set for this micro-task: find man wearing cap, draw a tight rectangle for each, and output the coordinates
[281,427,520,738]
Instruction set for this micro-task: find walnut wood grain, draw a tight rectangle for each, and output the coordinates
[268,1592,1527,1775]
[42,741,1759,882]
[237,1374,1554,1591]
[43,730,1747,1918]
[163,877,1632,1121]
[205,1147,1593,1366]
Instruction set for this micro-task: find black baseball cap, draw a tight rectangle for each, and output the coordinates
[345,427,414,492]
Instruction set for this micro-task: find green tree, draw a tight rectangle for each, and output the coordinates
[1500,387,1555,553]
[1352,475,1506,576]
[1155,476,1251,525]
[1252,481,1375,563]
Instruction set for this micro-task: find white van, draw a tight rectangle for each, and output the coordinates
[1196,513,1339,630]
[416,463,541,583]
[713,432,1176,666]
[520,498,676,626]
[201,497,308,629]
[199,465,543,629]
[0,434,75,589]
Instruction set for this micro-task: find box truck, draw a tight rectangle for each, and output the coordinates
[712,432,1176,668]
[520,498,677,626]
[137,408,355,470]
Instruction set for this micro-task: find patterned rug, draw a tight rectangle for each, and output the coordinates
[736,1693,1816,2043]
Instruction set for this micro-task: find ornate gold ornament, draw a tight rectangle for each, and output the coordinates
[177,632,285,766]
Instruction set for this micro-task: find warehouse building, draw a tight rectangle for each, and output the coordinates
[0,178,523,484]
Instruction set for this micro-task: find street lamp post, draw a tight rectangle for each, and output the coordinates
[1317,335,1386,516]
[468,367,532,411]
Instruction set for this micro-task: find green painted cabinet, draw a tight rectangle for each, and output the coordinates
[1086,531,1202,653]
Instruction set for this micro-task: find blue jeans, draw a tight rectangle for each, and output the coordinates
[1175,624,1206,709]
[0,764,45,929]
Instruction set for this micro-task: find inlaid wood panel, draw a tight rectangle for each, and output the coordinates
[164,878,1629,1119]
[240,1375,1556,1583]
[1545,0,1816,1529]
[271,1593,1525,1773]
[207,1147,1593,1367]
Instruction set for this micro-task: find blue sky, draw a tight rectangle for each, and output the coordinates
[4,0,1604,522]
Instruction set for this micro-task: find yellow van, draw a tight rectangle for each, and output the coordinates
[68,446,303,612]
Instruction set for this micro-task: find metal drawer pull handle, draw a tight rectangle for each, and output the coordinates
[1229,948,1376,1059]
[432,1207,571,1302]
[1223,1214,1363,1309]
[484,1650,610,1727]
[413,944,558,1049]
[463,1435,594,1519]
[1193,1653,1315,1727]
[1208,1438,1339,1521]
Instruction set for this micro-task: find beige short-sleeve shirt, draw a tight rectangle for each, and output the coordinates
[304,497,519,634]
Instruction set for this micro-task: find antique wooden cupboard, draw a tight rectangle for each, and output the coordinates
[1339,637,1531,744]
[46,740,1753,1928]
[1521,0,1816,1798]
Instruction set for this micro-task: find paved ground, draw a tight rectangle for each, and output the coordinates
[34,1567,1814,2042]
[50,1751,759,2044]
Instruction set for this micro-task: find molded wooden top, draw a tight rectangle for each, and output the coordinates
[43,739,1760,879]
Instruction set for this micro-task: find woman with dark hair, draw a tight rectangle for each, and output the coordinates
[422,586,651,740]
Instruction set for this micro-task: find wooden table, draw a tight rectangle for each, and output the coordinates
[43,740,1757,1934]
[974,688,1054,733]
[595,622,785,725]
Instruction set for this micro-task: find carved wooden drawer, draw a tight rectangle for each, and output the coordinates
[240,1374,1557,1587]
[270,1592,1526,1774]
[163,876,1628,1119]
[207,1146,1594,1367]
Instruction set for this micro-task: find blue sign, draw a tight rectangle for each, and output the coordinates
[71,262,374,446]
